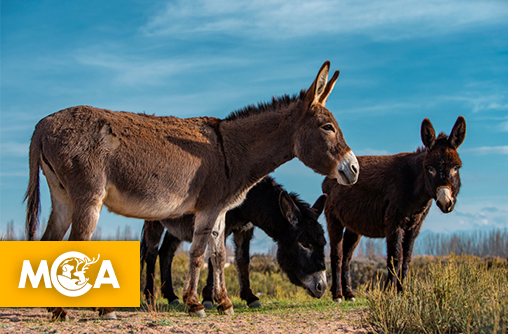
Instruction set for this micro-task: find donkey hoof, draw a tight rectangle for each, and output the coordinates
[348,297,356,302]
[221,307,234,315]
[52,314,68,321]
[333,297,343,303]
[169,299,180,306]
[202,301,214,310]
[190,309,207,318]
[101,312,117,320]
[248,300,262,308]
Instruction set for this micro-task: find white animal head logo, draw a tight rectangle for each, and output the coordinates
[51,252,100,297]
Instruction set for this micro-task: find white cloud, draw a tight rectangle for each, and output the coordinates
[463,146,508,155]
[423,198,508,232]
[141,0,508,40]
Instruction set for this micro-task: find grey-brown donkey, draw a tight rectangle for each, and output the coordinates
[25,61,359,319]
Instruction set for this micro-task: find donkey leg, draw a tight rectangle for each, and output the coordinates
[42,179,72,320]
[327,215,345,302]
[208,213,233,315]
[143,240,158,304]
[400,225,422,291]
[341,229,361,301]
[384,226,403,292]
[142,221,164,304]
[182,211,219,317]
[41,181,72,241]
[234,229,260,308]
[69,192,116,320]
[201,257,214,309]
[159,232,182,305]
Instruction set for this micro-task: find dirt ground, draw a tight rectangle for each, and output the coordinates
[0,306,371,333]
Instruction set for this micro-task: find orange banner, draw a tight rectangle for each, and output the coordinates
[0,241,140,307]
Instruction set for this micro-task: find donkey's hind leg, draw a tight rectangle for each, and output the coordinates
[233,228,260,308]
[40,164,73,241]
[208,213,233,315]
[159,231,182,305]
[183,210,219,317]
[40,169,73,320]
[68,187,117,320]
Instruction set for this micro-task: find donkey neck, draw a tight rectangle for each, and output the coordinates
[406,152,434,208]
[220,107,298,188]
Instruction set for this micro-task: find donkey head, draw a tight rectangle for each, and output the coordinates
[276,191,328,298]
[421,116,466,213]
[294,61,359,185]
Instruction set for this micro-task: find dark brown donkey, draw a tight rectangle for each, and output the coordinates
[141,176,327,308]
[25,61,359,319]
[322,116,465,302]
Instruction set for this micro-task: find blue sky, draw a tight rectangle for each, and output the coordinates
[1,0,508,245]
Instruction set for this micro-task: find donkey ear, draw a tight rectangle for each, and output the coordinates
[318,71,339,106]
[279,191,300,226]
[421,118,436,149]
[304,61,330,109]
[448,116,466,149]
[311,194,327,217]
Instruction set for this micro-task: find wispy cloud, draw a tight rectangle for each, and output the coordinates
[142,0,508,40]
[355,148,390,156]
[463,146,508,155]
[0,142,29,157]
[75,52,249,86]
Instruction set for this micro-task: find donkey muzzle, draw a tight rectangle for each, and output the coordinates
[302,270,327,298]
[436,186,455,213]
[336,150,359,186]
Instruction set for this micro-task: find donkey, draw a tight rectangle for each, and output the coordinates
[322,116,466,302]
[25,61,359,319]
[141,176,327,308]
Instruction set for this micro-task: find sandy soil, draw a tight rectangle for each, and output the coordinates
[0,306,371,333]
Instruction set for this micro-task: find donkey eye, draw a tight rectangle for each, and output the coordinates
[298,242,313,251]
[321,124,335,132]
[427,166,436,176]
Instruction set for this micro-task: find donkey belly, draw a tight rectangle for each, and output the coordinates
[103,184,196,220]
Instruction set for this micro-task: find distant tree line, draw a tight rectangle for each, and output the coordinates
[0,220,140,241]
[355,228,508,258]
[2,220,507,259]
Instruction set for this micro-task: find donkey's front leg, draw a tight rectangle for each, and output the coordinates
[384,226,403,292]
[182,210,218,317]
[208,213,233,315]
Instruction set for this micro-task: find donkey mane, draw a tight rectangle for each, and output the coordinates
[288,192,319,221]
[224,91,306,121]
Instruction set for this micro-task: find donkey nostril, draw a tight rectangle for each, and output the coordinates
[351,164,358,175]
[316,283,323,292]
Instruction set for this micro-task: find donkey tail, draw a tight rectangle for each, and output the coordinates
[24,131,42,241]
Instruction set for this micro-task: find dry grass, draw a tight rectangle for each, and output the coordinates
[359,255,508,334]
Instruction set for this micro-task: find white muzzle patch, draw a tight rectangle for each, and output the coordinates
[436,186,454,213]
[336,150,359,186]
